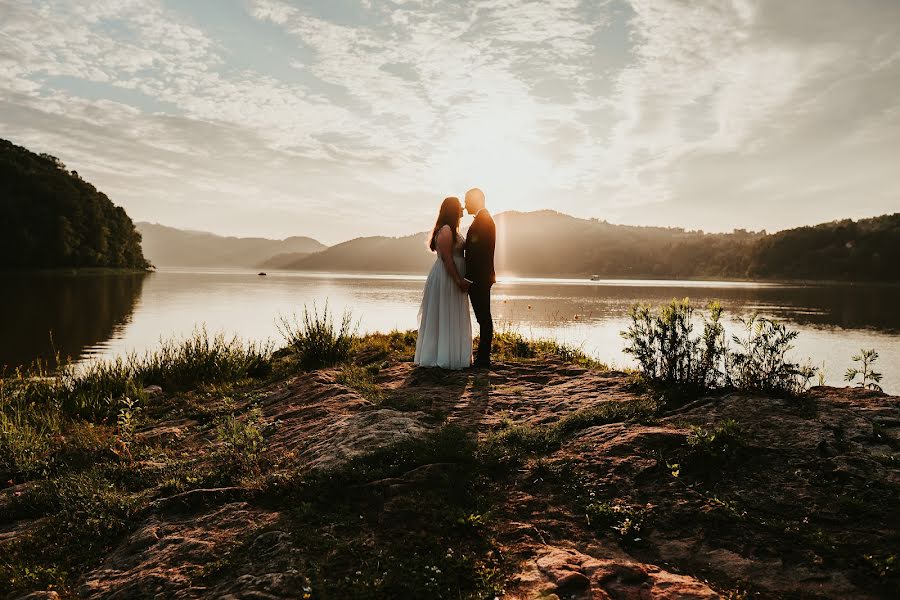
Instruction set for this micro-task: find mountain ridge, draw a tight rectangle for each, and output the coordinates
[139,210,900,282]
[136,222,326,268]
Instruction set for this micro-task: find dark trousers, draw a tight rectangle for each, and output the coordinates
[468,281,493,364]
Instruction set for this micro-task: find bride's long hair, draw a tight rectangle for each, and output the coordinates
[429,196,462,251]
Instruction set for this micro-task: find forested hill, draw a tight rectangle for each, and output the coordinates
[495,210,900,281]
[0,138,149,270]
[748,213,900,281]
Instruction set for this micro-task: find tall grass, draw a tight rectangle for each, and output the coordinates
[1,327,273,421]
[277,303,356,368]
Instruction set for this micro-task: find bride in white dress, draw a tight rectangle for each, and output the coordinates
[414,196,473,369]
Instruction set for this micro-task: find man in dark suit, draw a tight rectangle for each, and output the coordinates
[464,188,496,368]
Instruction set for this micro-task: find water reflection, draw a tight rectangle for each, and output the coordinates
[491,280,900,332]
[2,269,897,392]
[0,271,148,369]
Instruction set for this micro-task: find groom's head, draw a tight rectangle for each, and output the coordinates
[464,188,485,215]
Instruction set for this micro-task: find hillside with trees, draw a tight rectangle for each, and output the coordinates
[136,222,325,268]
[0,138,149,270]
[283,233,432,273]
[748,213,900,281]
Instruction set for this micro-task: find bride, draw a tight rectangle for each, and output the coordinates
[414,196,473,369]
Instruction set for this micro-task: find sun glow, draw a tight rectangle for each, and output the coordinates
[425,109,555,215]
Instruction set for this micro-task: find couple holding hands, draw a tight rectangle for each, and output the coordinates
[414,188,496,370]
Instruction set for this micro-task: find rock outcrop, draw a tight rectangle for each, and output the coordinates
[5,358,899,599]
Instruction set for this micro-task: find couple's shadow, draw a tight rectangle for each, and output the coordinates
[390,365,492,427]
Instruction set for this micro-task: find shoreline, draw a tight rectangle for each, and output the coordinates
[90,265,900,287]
[2,331,898,598]
[1,266,154,276]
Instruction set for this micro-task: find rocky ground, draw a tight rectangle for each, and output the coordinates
[2,341,899,599]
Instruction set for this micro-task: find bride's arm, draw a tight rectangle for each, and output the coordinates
[436,226,469,293]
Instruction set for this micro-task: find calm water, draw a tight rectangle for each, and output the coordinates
[2,268,898,393]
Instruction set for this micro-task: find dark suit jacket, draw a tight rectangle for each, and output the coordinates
[465,209,496,284]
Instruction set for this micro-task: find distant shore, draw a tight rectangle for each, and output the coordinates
[142,265,900,287]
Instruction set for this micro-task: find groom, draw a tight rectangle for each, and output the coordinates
[464,188,496,368]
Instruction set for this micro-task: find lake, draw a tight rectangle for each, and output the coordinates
[2,268,898,393]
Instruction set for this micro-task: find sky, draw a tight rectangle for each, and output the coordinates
[1,0,898,245]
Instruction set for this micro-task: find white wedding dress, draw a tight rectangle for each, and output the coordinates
[414,229,473,369]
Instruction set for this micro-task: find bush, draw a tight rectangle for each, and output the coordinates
[622,299,816,395]
[621,299,727,388]
[586,502,645,540]
[277,303,356,369]
[729,314,816,395]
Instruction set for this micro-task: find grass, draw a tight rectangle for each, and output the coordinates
[255,426,506,599]
[0,324,644,598]
[351,330,418,363]
[490,330,608,369]
[2,327,272,420]
[4,314,895,598]
[0,468,138,596]
[483,398,660,466]
[334,364,384,402]
[277,303,356,369]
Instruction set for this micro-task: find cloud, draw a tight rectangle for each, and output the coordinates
[0,0,898,243]
[593,0,900,228]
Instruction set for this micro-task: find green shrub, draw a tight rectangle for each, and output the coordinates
[215,408,265,472]
[623,299,816,395]
[586,501,645,540]
[687,419,746,461]
[277,303,356,369]
[622,299,727,388]
[729,314,816,395]
[113,396,141,462]
[844,349,883,392]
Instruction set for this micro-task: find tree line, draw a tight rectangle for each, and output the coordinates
[0,138,149,270]
[491,210,900,282]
